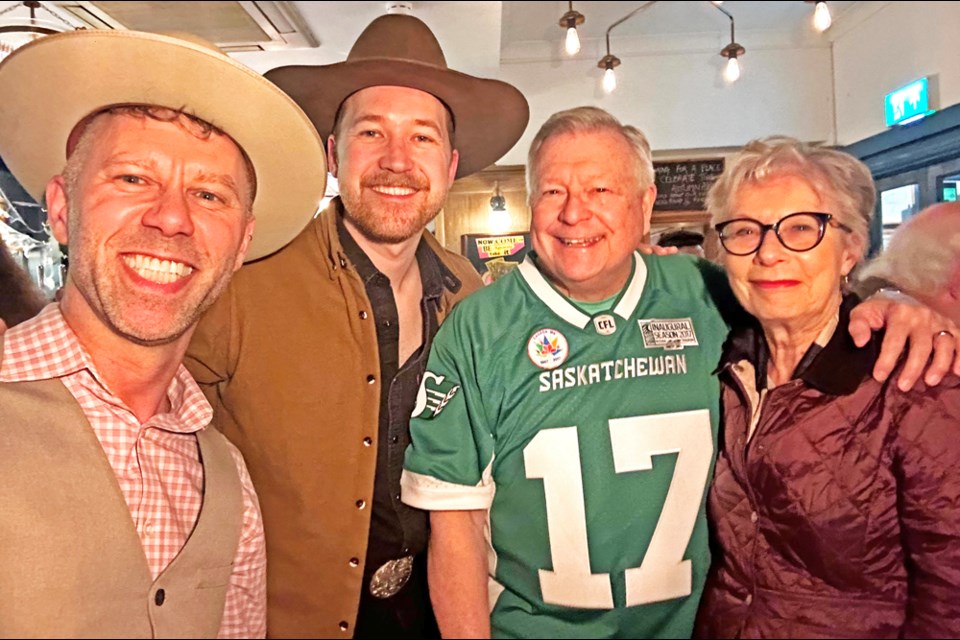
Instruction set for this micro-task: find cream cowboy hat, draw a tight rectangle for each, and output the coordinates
[265,14,529,179]
[0,29,327,262]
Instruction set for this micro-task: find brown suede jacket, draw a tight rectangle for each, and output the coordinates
[184,200,481,638]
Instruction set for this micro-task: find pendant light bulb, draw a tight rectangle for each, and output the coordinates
[603,66,617,93]
[598,53,621,94]
[559,5,585,57]
[723,56,741,83]
[813,1,832,32]
[565,25,581,55]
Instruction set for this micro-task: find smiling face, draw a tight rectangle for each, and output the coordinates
[530,128,655,302]
[46,111,255,346]
[721,174,861,334]
[328,85,459,244]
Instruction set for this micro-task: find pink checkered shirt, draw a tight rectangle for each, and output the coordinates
[0,305,266,638]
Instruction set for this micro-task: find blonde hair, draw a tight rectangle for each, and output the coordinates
[707,136,875,259]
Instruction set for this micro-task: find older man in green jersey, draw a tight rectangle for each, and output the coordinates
[401,107,957,639]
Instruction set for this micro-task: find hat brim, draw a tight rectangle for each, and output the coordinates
[0,30,327,262]
[266,58,529,179]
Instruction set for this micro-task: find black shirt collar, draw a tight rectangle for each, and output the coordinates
[720,294,880,395]
[335,208,446,301]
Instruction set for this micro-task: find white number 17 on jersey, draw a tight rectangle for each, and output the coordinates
[524,409,713,609]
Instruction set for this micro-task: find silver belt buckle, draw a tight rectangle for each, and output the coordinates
[368,555,414,599]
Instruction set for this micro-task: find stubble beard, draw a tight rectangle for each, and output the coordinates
[339,177,446,245]
[66,204,239,346]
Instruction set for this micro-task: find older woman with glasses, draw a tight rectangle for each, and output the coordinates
[694,136,960,639]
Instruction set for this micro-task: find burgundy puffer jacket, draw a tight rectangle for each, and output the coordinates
[695,297,960,639]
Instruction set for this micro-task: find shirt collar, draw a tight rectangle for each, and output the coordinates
[720,294,878,395]
[336,205,446,301]
[517,251,648,329]
[0,303,211,431]
[1,303,91,381]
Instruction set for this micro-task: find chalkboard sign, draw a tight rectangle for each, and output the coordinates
[653,159,725,211]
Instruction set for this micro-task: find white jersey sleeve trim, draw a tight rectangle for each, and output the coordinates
[400,469,495,510]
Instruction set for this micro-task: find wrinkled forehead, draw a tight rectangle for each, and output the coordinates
[66,106,243,158]
[730,171,829,211]
[64,106,256,200]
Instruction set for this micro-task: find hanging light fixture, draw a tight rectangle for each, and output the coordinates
[488,183,510,234]
[598,52,620,94]
[711,1,745,84]
[559,1,585,56]
[596,1,657,95]
[806,0,833,32]
[0,1,78,62]
[489,182,511,234]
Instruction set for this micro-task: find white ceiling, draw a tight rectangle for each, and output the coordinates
[273,1,859,72]
[29,1,860,77]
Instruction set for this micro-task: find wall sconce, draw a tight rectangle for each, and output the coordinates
[489,182,511,234]
[805,0,832,32]
[559,1,584,56]
[711,1,745,83]
[0,1,77,61]
[596,1,657,95]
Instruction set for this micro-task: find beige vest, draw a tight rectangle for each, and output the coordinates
[0,341,244,638]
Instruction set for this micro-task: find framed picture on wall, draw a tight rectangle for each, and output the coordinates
[461,232,531,285]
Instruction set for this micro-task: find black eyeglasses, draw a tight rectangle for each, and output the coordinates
[715,212,853,256]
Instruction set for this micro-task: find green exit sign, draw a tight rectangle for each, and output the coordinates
[885,77,936,126]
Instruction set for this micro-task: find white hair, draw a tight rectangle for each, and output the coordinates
[858,214,960,293]
[526,106,654,205]
[706,136,875,260]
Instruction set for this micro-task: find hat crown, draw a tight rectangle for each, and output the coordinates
[347,14,447,69]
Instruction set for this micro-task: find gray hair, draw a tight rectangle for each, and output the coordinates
[858,206,960,293]
[706,136,875,259]
[526,106,654,205]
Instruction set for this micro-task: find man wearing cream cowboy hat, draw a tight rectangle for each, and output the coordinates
[0,29,326,638]
[185,12,529,639]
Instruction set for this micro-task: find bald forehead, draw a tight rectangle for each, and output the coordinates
[922,201,960,221]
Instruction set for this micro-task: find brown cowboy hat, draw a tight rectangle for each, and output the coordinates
[0,29,327,262]
[265,14,529,179]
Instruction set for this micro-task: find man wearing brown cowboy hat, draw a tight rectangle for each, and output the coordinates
[0,29,326,638]
[184,12,529,639]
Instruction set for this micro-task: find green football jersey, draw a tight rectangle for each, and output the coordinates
[402,252,729,639]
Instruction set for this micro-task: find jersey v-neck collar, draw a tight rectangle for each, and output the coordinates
[517,252,648,329]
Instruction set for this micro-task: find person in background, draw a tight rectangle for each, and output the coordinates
[0,29,327,637]
[858,200,960,324]
[695,136,960,638]
[400,108,956,639]
[185,13,529,639]
[0,237,46,330]
[657,227,706,258]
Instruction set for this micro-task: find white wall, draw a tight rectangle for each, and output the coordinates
[495,25,836,164]
[832,1,960,146]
